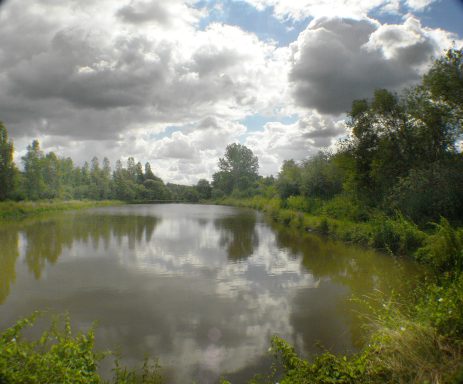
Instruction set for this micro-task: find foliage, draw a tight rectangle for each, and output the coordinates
[0,312,102,383]
[416,218,463,273]
[387,159,463,223]
[196,179,212,200]
[212,143,259,195]
[0,122,16,201]
[300,151,344,200]
[370,213,426,255]
[252,335,375,384]
[0,312,163,384]
[416,274,463,337]
[423,47,463,123]
[276,159,302,199]
[320,194,370,222]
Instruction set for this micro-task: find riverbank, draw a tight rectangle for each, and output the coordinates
[215,196,463,383]
[215,196,427,256]
[0,200,123,220]
[1,199,462,383]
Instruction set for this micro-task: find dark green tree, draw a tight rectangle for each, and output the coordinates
[213,143,259,194]
[0,122,16,200]
[196,179,212,199]
[423,48,463,123]
[22,140,45,200]
[42,152,61,198]
[276,159,302,199]
[301,152,344,199]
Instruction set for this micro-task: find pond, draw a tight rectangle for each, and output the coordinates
[0,204,423,383]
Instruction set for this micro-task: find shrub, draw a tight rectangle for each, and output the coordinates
[286,195,311,212]
[321,194,370,222]
[415,218,463,272]
[371,214,425,255]
[415,274,463,337]
[0,312,163,384]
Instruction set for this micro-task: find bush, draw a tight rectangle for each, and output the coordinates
[387,161,463,224]
[416,218,463,273]
[416,274,463,337]
[0,312,163,384]
[321,194,370,221]
[371,214,425,255]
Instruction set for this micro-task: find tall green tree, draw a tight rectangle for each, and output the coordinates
[196,179,212,199]
[22,140,45,200]
[423,48,463,123]
[42,152,61,198]
[276,159,302,199]
[0,122,16,200]
[213,143,259,195]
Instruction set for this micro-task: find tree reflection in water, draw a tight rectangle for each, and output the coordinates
[0,227,19,303]
[0,213,161,286]
[214,210,258,261]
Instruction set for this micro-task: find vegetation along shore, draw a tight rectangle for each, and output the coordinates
[0,48,462,383]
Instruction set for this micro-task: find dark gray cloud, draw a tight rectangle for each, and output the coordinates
[191,48,244,77]
[0,1,277,141]
[117,1,172,25]
[289,17,439,115]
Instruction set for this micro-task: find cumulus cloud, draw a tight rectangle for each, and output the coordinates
[125,117,247,184]
[0,0,460,182]
[245,112,345,176]
[0,0,286,141]
[289,16,455,115]
[116,0,202,27]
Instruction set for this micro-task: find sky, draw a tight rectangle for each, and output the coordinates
[1,0,462,184]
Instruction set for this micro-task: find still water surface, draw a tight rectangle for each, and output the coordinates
[0,204,422,383]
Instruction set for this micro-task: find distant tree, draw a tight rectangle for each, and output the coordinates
[22,140,45,200]
[135,162,144,184]
[276,159,302,199]
[144,162,162,182]
[301,152,344,199]
[42,152,61,198]
[143,179,171,200]
[127,157,137,182]
[101,157,112,199]
[0,122,16,200]
[196,179,212,200]
[213,143,259,194]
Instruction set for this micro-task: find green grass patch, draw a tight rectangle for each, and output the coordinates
[0,200,123,221]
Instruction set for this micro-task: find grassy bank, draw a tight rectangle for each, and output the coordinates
[216,196,428,256]
[0,200,123,220]
[1,198,462,383]
[215,196,463,384]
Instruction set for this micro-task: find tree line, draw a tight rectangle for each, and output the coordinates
[1,48,462,224]
[210,49,462,224]
[0,133,205,202]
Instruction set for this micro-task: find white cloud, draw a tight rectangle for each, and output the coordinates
[1,0,460,183]
[245,112,346,176]
[405,0,435,11]
[0,1,286,141]
[288,16,456,114]
[240,0,440,21]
